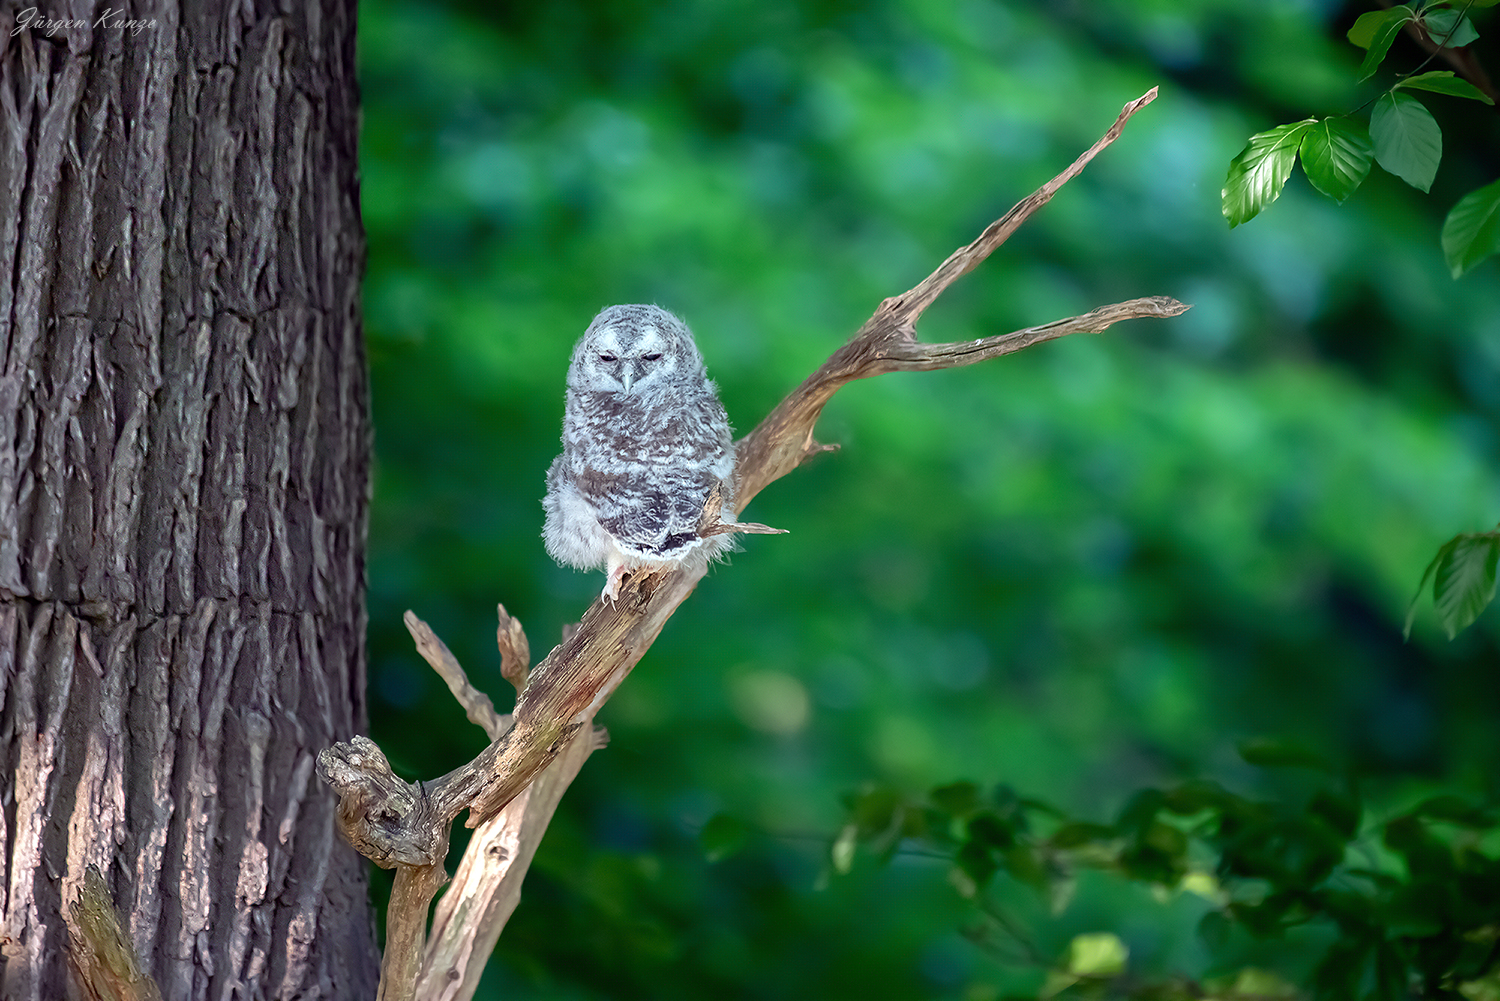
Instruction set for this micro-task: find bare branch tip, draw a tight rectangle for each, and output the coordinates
[496,603,531,693]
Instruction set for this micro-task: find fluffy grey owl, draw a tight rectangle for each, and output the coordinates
[543,304,737,601]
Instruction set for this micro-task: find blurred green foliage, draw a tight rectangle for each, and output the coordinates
[830,750,1500,999]
[358,0,1500,997]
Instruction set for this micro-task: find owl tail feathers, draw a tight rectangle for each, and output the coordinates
[695,481,787,540]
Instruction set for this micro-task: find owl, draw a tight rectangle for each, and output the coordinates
[543,304,738,601]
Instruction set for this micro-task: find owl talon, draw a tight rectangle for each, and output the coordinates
[602,563,626,603]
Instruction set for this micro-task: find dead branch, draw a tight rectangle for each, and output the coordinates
[317,85,1186,1000]
[497,604,531,692]
[406,611,510,741]
[415,722,600,1001]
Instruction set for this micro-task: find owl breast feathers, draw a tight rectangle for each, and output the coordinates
[542,304,737,600]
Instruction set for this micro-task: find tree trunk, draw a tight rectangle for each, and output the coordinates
[0,2,379,997]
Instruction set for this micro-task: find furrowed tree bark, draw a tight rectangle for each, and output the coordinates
[0,3,378,998]
[321,87,1187,999]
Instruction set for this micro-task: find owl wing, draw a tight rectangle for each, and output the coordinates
[575,463,716,560]
[577,391,734,560]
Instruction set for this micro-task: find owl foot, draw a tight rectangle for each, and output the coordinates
[601,561,627,603]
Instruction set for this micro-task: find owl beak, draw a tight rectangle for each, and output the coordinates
[621,365,635,394]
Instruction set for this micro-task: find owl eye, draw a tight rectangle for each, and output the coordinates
[598,352,618,362]
[641,352,662,361]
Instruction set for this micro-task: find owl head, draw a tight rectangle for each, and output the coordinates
[567,304,705,396]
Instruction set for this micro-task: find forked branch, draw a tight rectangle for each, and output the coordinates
[317,86,1186,1001]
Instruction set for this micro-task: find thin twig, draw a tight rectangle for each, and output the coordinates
[405,610,510,741]
[1376,0,1500,105]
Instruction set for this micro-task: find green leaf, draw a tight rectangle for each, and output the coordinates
[1405,543,1447,638]
[1308,788,1361,839]
[1115,788,1165,833]
[1396,70,1495,104]
[1299,116,1373,203]
[1371,91,1442,192]
[699,812,750,862]
[843,785,901,836]
[1460,967,1500,1001]
[955,838,997,887]
[1411,793,1492,825]
[1067,932,1128,977]
[1420,8,1480,48]
[1443,179,1500,277]
[1432,531,1500,638]
[831,823,858,874]
[1003,844,1050,893]
[1238,737,1330,770]
[1049,821,1116,848]
[1222,120,1316,227]
[966,811,1017,850]
[929,781,981,817]
[1347,9,1395,48]
[1353,8,1417,81]
[1163,779,1241,815]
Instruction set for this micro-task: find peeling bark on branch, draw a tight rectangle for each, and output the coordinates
[320,86,1187,1000]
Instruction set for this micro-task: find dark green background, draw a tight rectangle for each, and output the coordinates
[358,1,1500,996]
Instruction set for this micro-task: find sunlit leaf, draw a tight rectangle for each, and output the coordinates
[1442,179,1500,277]
[1459,967,1500,1001]
[1352,8,1417,80]
[1395,70,1495,104]
[1216,968,1301,999]
[1182,871,1223,903]
[831,824,857,874]
[1299,116,1373,203]
[1222,120,1316,227]
[1420,8,1480,48]
[1066,932,1128,978]
[1431,531,1500,638]
[1371,91,1442,192]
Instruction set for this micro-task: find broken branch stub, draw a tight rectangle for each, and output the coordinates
[317,736,443,868]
